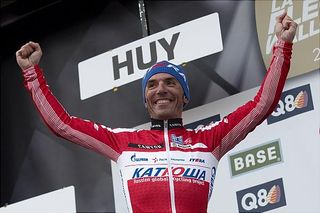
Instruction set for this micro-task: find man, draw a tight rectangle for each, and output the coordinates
[16,11,296,213]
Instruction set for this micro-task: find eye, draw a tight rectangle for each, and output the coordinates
[147,81,156,89]
[166,79,177,86]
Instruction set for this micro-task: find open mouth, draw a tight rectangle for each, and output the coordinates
[155,99,171,105]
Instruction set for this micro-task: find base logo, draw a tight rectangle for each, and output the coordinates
[229,140,282,177]
[236,178,286,212]
[267,84,314,124]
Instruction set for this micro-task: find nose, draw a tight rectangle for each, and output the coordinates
[156,81,167,95]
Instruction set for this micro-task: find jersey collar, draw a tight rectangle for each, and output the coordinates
[150,118,183,130]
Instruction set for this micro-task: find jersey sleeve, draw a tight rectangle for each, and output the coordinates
[208,39,293,160]
[21,65,133,162]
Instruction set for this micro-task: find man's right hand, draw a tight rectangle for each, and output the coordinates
[16,41,42,70]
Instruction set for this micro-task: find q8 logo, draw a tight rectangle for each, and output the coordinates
[267,84,314,124]
[236,178,286,212]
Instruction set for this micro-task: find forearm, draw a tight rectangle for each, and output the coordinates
[256,39,292,122]
[23,65,73,136]
[212,39,293,159]
[22,65,121,161]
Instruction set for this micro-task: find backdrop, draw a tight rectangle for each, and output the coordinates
[1,1,319,212]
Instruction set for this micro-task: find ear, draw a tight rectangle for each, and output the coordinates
[144,102,148,108]
[183,96,189,105]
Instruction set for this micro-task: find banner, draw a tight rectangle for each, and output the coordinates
[78,13,223,100]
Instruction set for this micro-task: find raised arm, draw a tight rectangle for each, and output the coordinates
[16,42,127,162]
[209,12,297,160]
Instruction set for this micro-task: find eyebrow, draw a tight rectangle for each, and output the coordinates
[147,77,177,84]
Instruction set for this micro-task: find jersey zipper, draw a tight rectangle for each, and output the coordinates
[164,120,176,213]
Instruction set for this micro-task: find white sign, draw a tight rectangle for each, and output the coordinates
[0,186,76,213]
[78,13,223,100]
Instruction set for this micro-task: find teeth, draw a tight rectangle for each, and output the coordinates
[156,99,170,104]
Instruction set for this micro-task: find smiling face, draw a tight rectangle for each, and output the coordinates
[145,73,187,120]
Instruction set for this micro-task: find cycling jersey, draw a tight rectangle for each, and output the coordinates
[21,40,292,213]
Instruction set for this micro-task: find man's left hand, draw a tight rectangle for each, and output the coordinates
[275,11,298,43]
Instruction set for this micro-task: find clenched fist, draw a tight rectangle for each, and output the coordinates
[16,41,42,70]
[275,11,298,43]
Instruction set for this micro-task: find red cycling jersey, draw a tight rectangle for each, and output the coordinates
[22,40,292,213]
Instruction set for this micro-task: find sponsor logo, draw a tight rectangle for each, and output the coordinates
[170,134,208,149]
[185,114,221,129]
[152,157,167,163]
[171,158,185,162]
[169,122,183,128]
[236,178,286,212]
[130,153,148,162]
[171,134,184,144]
[151,124,161,129]
[208,167,216,199]
[152,157,185,163]
[255,1,320,78]
[190,158,205,163]
[132,166,206,181]
[267,84,314,124]
[229,140,282,176]
[128,143,164,150]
